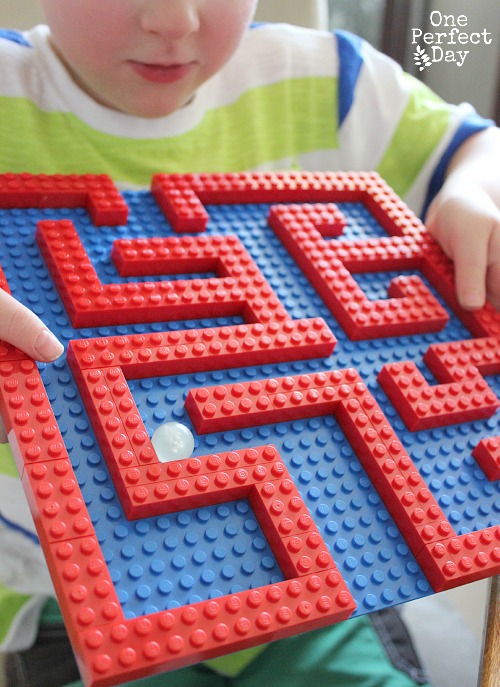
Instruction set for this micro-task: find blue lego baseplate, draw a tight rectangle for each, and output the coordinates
[0,174,499,686]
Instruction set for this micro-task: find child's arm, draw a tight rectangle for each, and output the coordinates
[0,288,64,361]
[426,126,500,311]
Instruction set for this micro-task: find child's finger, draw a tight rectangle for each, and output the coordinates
[0,289,64,362]
[486,234,500,310]
[456,265,487,310]
[451,237,489,311]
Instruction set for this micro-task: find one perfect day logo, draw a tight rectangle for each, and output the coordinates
[412,11,492,70]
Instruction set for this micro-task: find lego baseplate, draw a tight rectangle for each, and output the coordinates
[0,171,499,687]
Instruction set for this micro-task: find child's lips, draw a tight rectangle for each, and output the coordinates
[129,60,195,83]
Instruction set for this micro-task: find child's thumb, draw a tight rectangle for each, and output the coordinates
[0,289,64,362]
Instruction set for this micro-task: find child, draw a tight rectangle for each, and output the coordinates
[0,1,499,685]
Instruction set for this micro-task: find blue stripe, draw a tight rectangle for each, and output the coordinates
[0,29,32,48]
[423,114,494,216]
[335,30,365,126]
[0,513,40,546]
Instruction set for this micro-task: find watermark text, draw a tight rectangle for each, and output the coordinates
[412,11,492,70]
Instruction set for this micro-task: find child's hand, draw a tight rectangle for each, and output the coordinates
[426,184,500,310]
[425,127,500,311]
[0,289,64,361]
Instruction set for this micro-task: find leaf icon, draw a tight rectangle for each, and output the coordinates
[413,45,431,70]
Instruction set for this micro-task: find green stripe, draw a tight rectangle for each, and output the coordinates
[0,78,337,185]
[0,442,18,478]
[0,581,32,644]
[377,73,451,198]
[205,644,268,677]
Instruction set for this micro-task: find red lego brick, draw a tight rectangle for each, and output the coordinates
[326,234,426,273]
[69,364,143,507]
[67,321,335,380]
[152,171,422,235]
[293,203,347,237]
[73,363,156,469]
[47,536,121,643]
[272,529,336,579]
[121,448,280,518]
[118,446,296,521]
[462,304,500,338]
[185,369,361,433]
[0,173,41,207]
[0,265,11,295]
[37,174,128,225]
[0,358,69,473]
[22,458,94,547]
[152,171,356,213]
[0,173,128,225]
[472,437,500,481]
[249,478,332,576]
[150,181,209,233]
[0,341,27,363]
[378,358,500,431]
[423,337,500,381]
[416,527,500,592]
[268,203,449,340]
[119,443,280,493]
[111,236,221,276]
[122,445,315,527]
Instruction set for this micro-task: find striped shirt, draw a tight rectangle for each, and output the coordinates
[0,23,491,216]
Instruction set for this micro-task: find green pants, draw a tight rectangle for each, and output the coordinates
[63,615,431,687]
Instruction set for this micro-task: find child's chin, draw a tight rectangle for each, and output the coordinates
[119,97,191,119]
